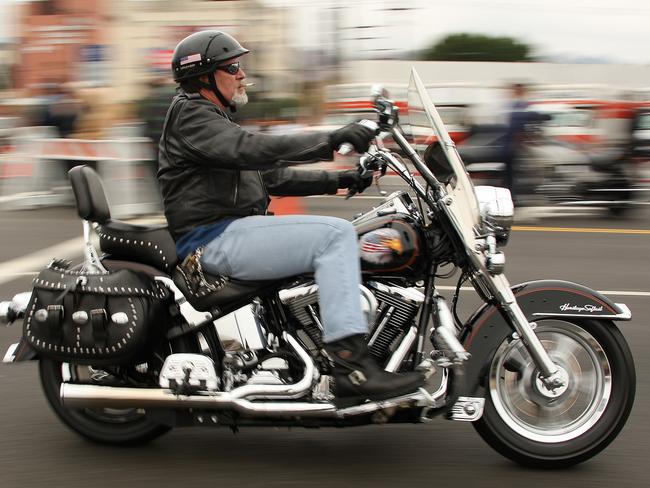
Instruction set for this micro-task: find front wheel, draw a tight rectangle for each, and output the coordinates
[473,319,635,468]
[39,358,171,445]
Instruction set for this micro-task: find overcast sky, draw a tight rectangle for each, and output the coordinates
[1,0,649,64]
[262,0,650,64]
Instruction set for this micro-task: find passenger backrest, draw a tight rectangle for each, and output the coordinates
[68,165,111,224]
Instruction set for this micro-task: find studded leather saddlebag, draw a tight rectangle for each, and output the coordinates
[23,260,171,365]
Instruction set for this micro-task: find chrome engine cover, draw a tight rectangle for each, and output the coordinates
[279,284,378,343]
[280,281,422,364]
[212,302,268,352]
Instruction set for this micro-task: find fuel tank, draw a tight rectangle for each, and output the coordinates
[352,193,425,276]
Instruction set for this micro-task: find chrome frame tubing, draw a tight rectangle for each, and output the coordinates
[83,221,107,273]
[390,128,442,198]
[388,122,561,384]
[377,147,431,203]
[479,273,560,381]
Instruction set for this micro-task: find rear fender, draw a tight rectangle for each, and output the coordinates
[455,279,630,399]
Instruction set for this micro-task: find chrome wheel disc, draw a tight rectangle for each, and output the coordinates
[489,321,612,443]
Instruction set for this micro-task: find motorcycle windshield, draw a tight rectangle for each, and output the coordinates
[405,68,482,248]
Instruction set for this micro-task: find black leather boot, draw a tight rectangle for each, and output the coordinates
[325,334,425,406]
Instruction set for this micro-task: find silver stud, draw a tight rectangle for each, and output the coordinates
[111,312,128,325]
[34,309,48,322]
[72,311,88,324]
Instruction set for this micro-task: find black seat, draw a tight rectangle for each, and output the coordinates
[69,165,178,274]
[171,265,282,312]
[69,165,281,311]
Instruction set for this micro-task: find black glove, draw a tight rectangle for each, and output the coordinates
[329,122,376,154]
[338,169,373,193]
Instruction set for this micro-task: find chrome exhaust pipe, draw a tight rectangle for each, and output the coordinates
[61,372,447,420]
[59,331,446,419]
[0,292,31,326]
[61,331,325,414]
[0,302,16,325]
[231,333,316,400]
[60,383,438,419]
[61,383,338,417]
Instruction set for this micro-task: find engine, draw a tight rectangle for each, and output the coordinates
[279,281,424,365]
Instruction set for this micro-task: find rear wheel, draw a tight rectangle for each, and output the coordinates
[474,319,635,468]
[39,358,171,445]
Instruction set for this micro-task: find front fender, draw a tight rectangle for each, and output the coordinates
[455,279,631,398]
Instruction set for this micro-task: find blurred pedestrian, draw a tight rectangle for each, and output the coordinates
[136,77,176,169]
[36,82,82,138]
[502,82,548,207]
[502,82,531,202]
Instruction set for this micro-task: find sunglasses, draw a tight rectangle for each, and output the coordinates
[216,61,241,75]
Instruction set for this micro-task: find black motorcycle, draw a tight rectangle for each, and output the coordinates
[1,69,635,468]
[459,120,639,216]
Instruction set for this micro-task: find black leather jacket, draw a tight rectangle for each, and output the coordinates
[158,90,337,240]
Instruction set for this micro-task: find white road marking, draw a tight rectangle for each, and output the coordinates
[0,237,84,286]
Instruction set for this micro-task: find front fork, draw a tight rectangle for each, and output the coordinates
[479,272,564,389]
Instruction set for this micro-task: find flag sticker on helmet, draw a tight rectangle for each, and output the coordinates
[180,53,202,66]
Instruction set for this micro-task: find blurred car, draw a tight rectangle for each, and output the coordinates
[630,108,650,157]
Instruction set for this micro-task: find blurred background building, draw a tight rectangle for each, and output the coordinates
[0,1,648,130]
[0,0,649,215]
[3,1,297,127]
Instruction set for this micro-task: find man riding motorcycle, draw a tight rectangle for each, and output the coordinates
[157,30,425,404]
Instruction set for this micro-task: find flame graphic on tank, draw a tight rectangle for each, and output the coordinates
[359,228,404,264]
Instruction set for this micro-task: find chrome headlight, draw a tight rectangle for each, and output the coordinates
[474,186,514,246]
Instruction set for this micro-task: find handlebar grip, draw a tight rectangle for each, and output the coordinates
[336,120,379,156]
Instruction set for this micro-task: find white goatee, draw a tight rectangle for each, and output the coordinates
[232,91,248,107]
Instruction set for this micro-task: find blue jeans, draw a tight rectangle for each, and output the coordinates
[200,215,367,342]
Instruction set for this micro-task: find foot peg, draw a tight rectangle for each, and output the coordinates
[159,354,220,392]
[448,396,485,422]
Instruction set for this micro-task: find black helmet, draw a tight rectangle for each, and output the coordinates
[172,30,249,83]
